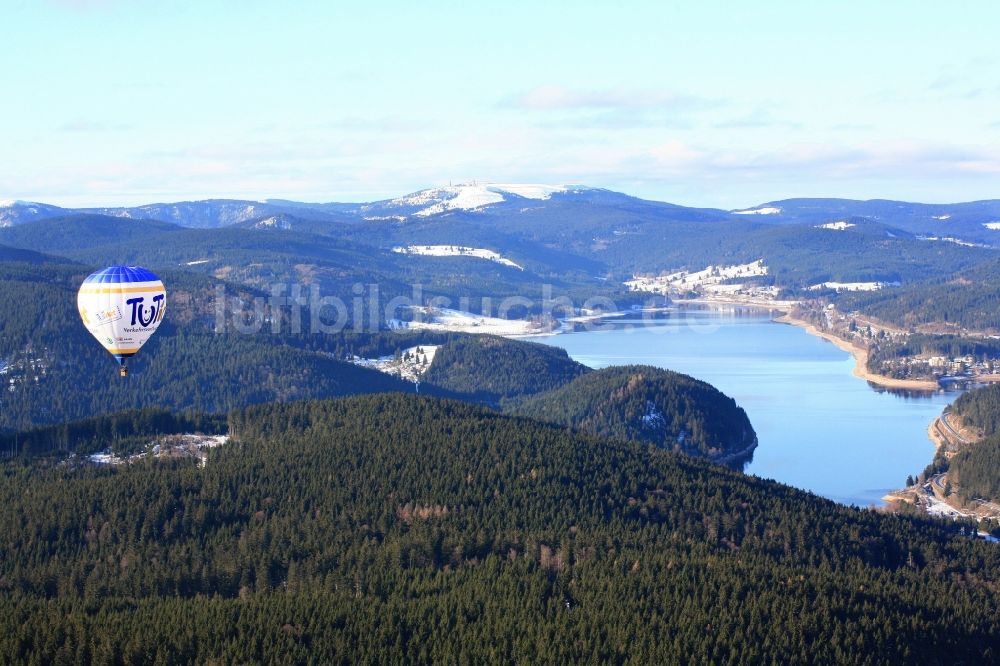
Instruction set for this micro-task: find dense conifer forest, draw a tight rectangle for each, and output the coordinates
[6,201,1000,662]
[948,433,1000,502]
[6,5,1000,662]
[419,342,754,459]
[0,259,761,467]
[422,335,589,404]
[1,395,998,663]
[953,383,1000,434]
[839,256,1000,333]
[0,260,426,431]
[944,385,1000,501]
[511,365,756,460]
[0,408,226,458]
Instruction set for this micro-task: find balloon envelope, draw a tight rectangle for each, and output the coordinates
[77,266,166,365]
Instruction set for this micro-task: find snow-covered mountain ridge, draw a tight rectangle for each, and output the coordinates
[364,182,585,218]
[5,189,1000,250]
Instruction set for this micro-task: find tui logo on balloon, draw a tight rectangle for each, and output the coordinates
[77,266,166,373]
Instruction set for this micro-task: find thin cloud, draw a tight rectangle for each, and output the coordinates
[830,122,875,131]
[46,0,118,9]
[322,115,437,133]
[13,117,1000,208]
[144,141,340,162]
[58,119,131,132]
[927,60,1000,100]
[558,140,1000,188]
[928,72,959,92]
[504,85,727,131]
[502,85,720,112]
[534,108,697,131]
[937,86,994,100]
[714,109,802,130]
[689,142,1000,179]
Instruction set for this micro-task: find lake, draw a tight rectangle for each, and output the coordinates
[527,306,956,506]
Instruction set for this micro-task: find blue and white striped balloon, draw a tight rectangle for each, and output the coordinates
[77,266,166,370]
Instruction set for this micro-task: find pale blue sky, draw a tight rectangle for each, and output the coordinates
[2,0,998,207]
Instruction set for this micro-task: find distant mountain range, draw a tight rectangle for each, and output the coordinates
[4,182,1000,238]
[5,182,1000,435]
[0,185,642,228]
[4,183,1000,306]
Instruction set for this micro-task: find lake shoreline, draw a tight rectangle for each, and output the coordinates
[535,302,957,507]
[772,312,941,392]
[681,301,952,511]
[559,301,942,392]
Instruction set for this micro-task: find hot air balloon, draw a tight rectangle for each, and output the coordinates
[77,266,166,377]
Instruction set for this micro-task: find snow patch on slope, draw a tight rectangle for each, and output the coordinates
[642,400,666,430]
[625,260,768,295]
[87,434,229,467]
[389,307,547,336]
[252,215,292,229]
[816,221,855,230]
[732,206,781,215]
[363,215,407,222]
[383,183,574,217]
[351,345,439,383]
[392,245,523,270]
[983,222,1000,230]
[917,235,982,248]
[414,187,504,216]
[808,281,896,292]
[491,183,570,199]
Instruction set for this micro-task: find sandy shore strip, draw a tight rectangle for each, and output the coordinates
[927,418,950,455]
[774,313,940,391]
[976,374,1000,383]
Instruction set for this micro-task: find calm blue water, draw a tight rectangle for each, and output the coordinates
[526,307,957,506]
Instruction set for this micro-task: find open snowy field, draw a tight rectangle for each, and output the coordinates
[351,345,439,383]
[392,245,523,269]
[808,281,890,292]
[84,434,230,467]
[625,260,769,295]
[389,306,546,336]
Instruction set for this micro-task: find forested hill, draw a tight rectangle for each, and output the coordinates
[422,334,589,404]
[0,244,71,264]
[0,408,226,458]
[422,341,756,461]
[1,254,756,468]
[0,214,183,254]
[510,365,756,461]
[952,383,1000,434]
[2,394,999,663]
[0,260,419,432]
[946,384,1000,501]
